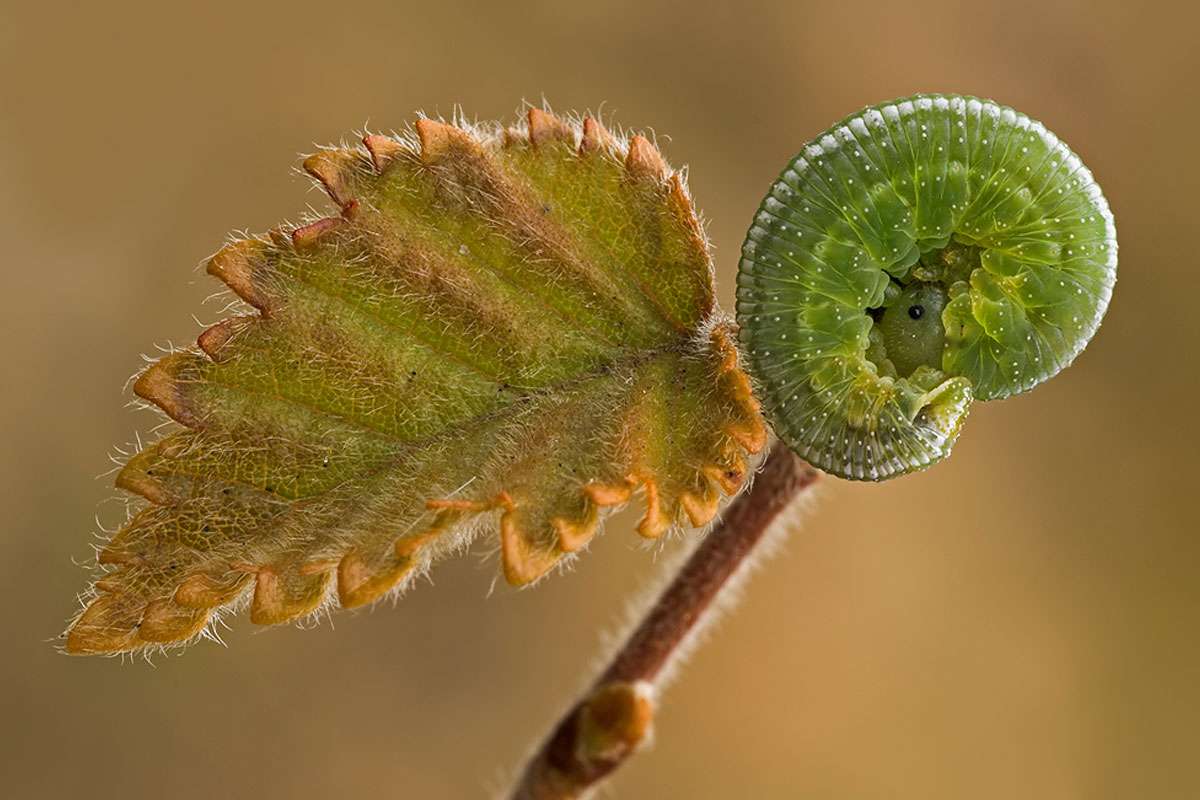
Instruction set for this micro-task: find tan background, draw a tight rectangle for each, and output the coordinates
[3,1,1197,797]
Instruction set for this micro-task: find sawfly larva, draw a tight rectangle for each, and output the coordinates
[736,94,1116,480]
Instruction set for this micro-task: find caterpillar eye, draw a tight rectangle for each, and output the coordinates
[736,94,1117,481]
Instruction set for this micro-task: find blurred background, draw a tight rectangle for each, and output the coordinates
[3,1,1197,797]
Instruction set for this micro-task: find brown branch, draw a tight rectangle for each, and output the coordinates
[509,443,819,800]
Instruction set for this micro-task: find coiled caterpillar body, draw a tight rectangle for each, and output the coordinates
[737,94,1116,480]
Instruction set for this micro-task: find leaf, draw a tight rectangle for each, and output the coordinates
[65,108,766,655]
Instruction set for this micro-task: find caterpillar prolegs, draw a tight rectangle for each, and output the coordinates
[736,94,1117,480]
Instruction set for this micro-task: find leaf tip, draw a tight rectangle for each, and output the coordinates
[136,599,210,644]
[133,355,198,427]
[626,135,668,181]
[196,317,240,362]
[528,107,573,147]
[174,571,251,609]
[580,116,616,155]
[114,462,169,505]
[363,133,405,172]
[64,594,140,655]
[583,479,635,507]
[415,118,478,164]
[206,239,272,311]
[337,551,416,609]
[291,215,345,251]
[302,149,357,206]
[498,493,560,586]
[680,488,720,528]
[249,567,332,626]
[553,504,600,553]
[635,477,670,539]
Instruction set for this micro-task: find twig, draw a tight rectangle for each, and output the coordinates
[509,443,819,799]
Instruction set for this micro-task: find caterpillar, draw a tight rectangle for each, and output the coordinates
[736,94,1117,480]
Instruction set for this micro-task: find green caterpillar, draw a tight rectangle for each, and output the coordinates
[736,94,1117,480]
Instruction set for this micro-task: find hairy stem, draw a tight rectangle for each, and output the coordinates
[509,443,819,799]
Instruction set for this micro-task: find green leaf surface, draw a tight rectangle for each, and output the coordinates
[67,109,765,655]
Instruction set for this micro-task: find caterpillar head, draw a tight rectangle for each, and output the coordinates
[736,94,1117,480]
